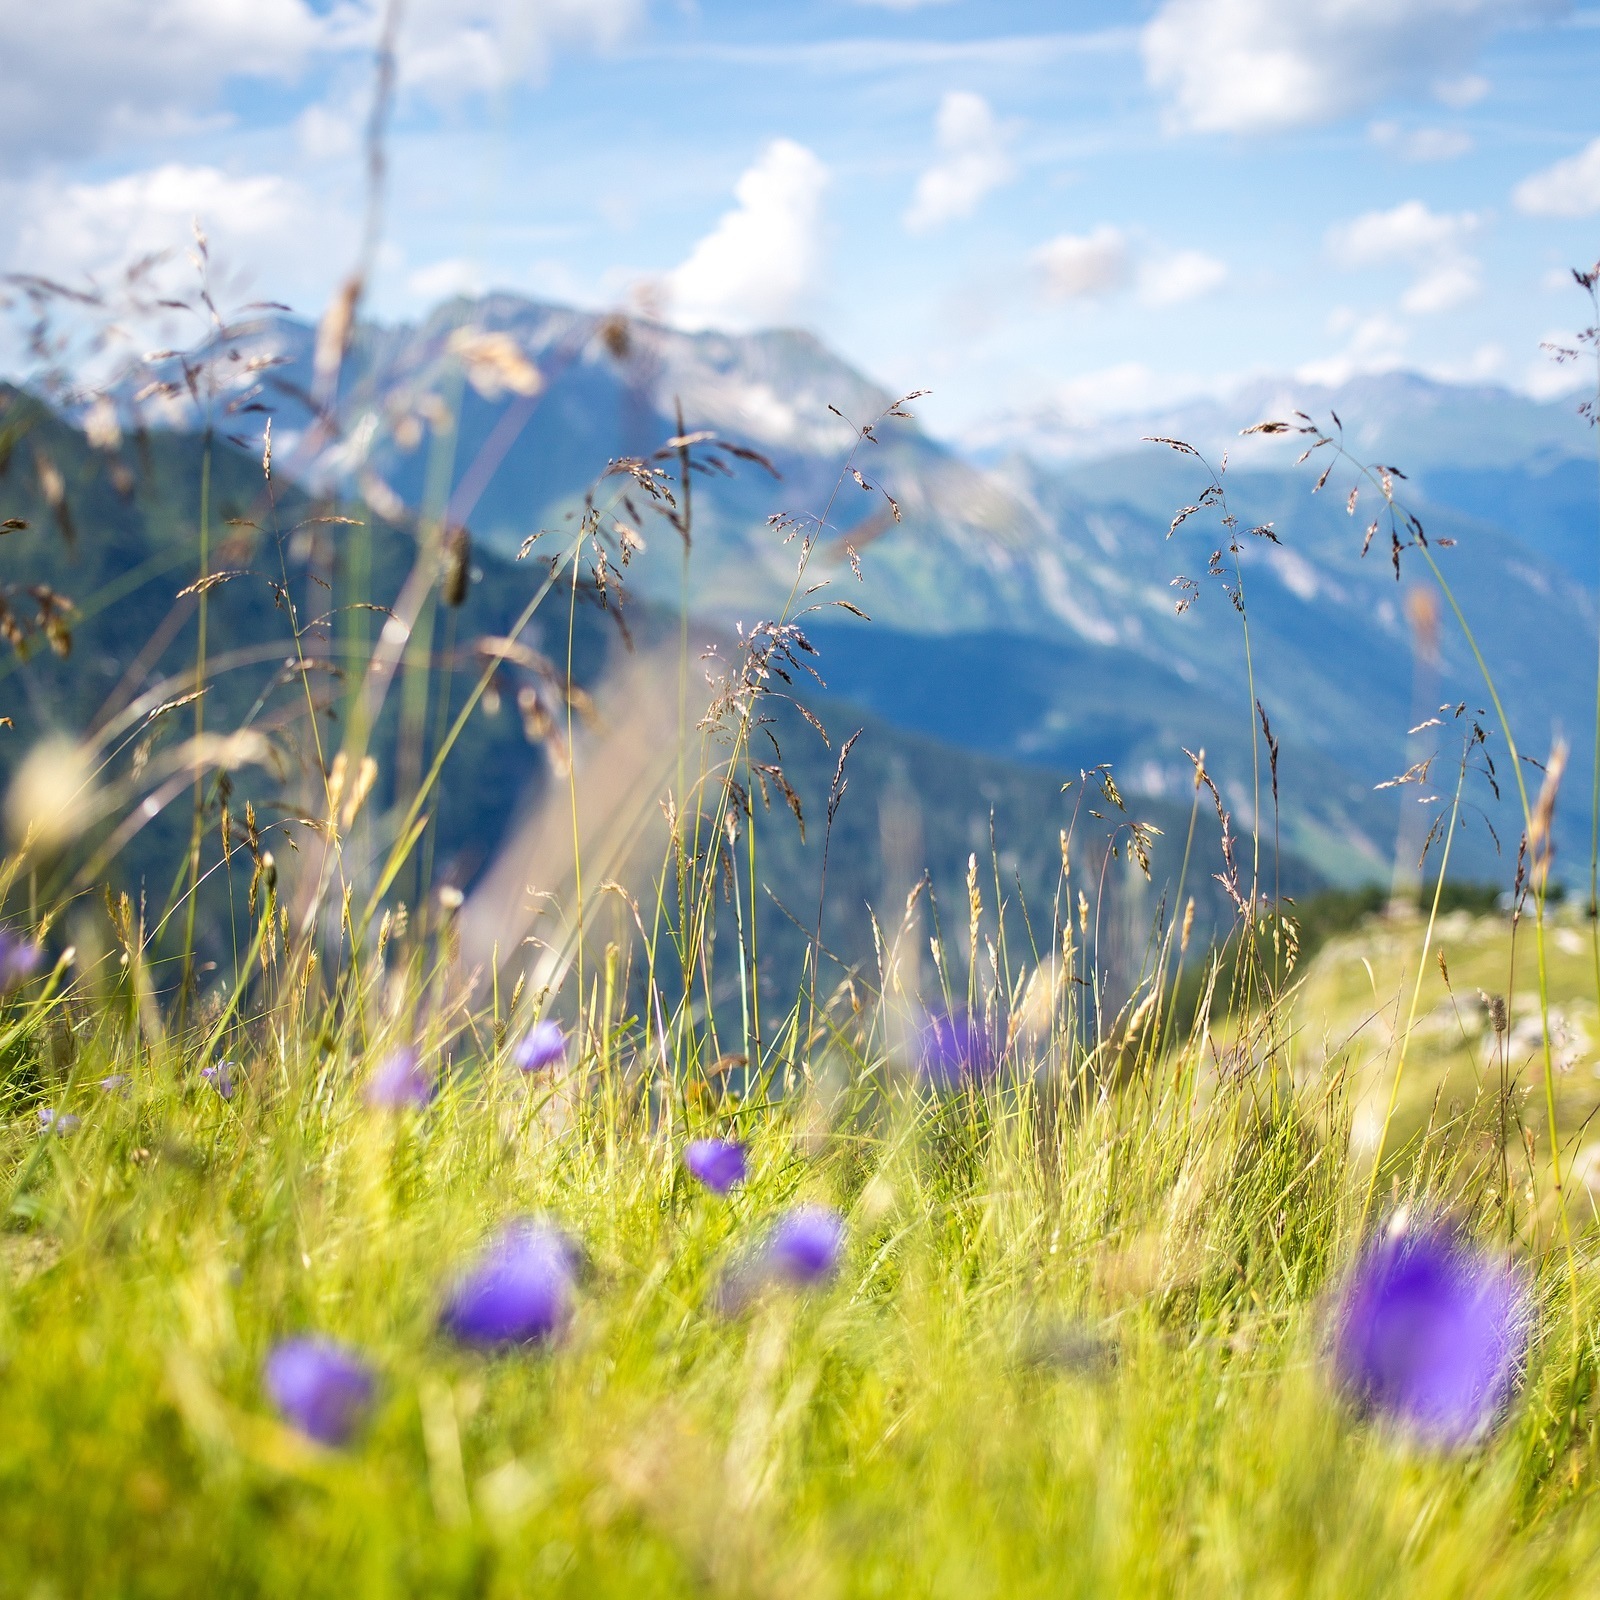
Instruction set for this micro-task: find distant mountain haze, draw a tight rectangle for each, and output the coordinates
[103,294,1600,888]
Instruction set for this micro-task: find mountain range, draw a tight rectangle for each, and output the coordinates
[90,295,1600,895]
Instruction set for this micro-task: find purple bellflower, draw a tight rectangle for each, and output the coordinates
[263,1338,375,1446]
[685,1138,748,1195]
[440,1219,578,1347]
[718,1204,847,1313]
[919,1010,994,1090]
[37,1108,79,1135]
[512,1019,567,1074]
[767,1205,847,1287]
[98,1074,130,1095]
[1333,1217,1528,1446]
[0,929,42,995]
[200,1060,238,1100]
[364,1046,436,1110]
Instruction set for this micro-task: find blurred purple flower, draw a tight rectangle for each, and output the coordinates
[201,1060,238,1100]
[98,1074,130,1095]
[512,1019,567,1074]
[263,1337,375,1446]
[0,928,42,995]
[364,1046,435,1110]
[719,1204,847,1312]
[919,1010,994,1089]
[767,1205,847,1287]
[37,1107,79,1135]
[685,1138,747,1194]
[440,1219,578,1347]
[1333,1218,1527,1446]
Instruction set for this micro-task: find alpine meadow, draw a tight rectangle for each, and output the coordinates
[8,2,1600,1596]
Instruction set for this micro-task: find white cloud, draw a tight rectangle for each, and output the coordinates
[407,257,485,303]
[1434,72,1491,107]
[904,91,1014,233]
[1400,260,1482,312]
[1138,248,1228,306]
[1033,229,1226,308]
[393,0,645,98]
[5,163,348,329]
[1327,200,1482,313]
[1328,200,1477,266]
[664,140,830,333]
[1141,0,1564,136]
[0,1,326,159]
[0,0,647,161]
[1369,122,1475,161]
[1514,137,1600,218]
[1297,308,1410,385]
[1034,226,1132,300]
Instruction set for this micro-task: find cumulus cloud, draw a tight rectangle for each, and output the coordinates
[1034,226,1133,300]
[6,163,347,310]
[1514,137,1600,218]
[664,140,830,333]
[1034,228,1227,307]
[1141,0,1564,136]
[1327,200,1482,313]
[904,91,1014,234]
[0,1,326,160]
[0,0,646,162]
[1139,249,1229,306]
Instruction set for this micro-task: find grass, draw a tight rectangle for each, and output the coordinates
[4,142,1600,1594]
[6,978,1600,1599]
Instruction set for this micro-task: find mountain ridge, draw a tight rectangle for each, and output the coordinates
[93,294,1600,886]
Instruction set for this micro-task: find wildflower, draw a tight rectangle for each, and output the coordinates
[200,1060,238,1100]
[37,1108,79,1135]
[512,1019,566,1074]
[263,1338,375,1446]
[766,1205,847,1287]
[364,1046,435,1110]
[1332,1216,1527,1446]
[440,1220,578,1347]
[919,1010,993,1089]
[98,1074,130,1095]
[0,928,42,995]
[719,1204,847,1312]
[685,1138,748,1194]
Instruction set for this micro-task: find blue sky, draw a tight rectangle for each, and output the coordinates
[5,0,1600,436]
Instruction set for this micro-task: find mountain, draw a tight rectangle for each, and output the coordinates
[108,298,1600,889]
[1,389,1280,1016]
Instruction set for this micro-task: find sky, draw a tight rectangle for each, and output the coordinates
[4,0,1600,439]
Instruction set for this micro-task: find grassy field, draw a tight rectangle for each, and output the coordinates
[5,276,1600,1597]
[5,914,1600,1598]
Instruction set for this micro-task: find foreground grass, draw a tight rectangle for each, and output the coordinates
[1283,905,1600,1200]
[6,1004,1600,1600]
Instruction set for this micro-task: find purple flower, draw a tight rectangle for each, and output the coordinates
[767,1205,847,1287]
[719,1204,847,1312]
[512,1019,567,1074]
[200,1060,238,1100]
[364,1046,436,1110]
[440,1220,578,1347]
[37,1108,79,1135]
[98,1074,130,1095]
[919,1010,994,1089]
[685,1138,747,1194]
[0,928,42,995]
[263,1338,375,1446]
[1333,1218,1527,1445]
